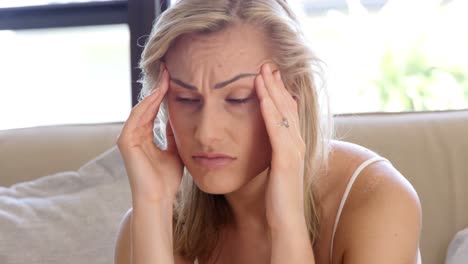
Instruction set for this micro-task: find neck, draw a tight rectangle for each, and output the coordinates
[223,167,270,234]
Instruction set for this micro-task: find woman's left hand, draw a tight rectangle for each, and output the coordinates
[255,63,308,232]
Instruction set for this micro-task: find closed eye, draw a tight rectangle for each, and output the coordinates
[226,97,251,104]
[175,97,252,104]
[175,97,200,104]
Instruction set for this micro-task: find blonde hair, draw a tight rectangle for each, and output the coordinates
[138,0,332,262]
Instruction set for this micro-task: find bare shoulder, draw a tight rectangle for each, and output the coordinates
[113,207,193,264]
[329,140,422,264]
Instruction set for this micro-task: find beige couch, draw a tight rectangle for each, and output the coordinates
[1,110,467,264]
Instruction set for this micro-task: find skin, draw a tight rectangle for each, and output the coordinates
[114,22,422,264]
[165,22,312,263]
[164,23,276,231]
[165,36,272,198]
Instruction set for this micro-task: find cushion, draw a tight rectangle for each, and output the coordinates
[446,228,468,264]
[0,122,123,187]
[0,146,131,264]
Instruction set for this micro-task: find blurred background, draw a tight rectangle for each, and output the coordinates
[0,0,467,130]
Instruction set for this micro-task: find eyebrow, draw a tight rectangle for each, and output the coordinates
[170,73,259,91]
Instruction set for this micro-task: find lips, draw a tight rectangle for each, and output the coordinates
[192,152,236,169]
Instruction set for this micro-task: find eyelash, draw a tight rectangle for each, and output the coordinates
[175,97,251,104]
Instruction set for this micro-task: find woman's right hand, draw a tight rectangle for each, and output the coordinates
[116,67,183,205]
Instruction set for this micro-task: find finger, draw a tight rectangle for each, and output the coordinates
[119,70,168,146]
[118,87,162,145]
[165,119,178,154]
[255,74,288,146]
[273,71,297,111]
[132,65,167,114]
[261,64,300,132]
[139,69,169,125]
[272,71,300,131]
[262,65,301,133]
[130,84,161,117]
[261,64,291,117]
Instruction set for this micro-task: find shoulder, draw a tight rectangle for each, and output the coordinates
[329,140,422,263]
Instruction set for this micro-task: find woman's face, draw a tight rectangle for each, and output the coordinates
[164,23,273,194]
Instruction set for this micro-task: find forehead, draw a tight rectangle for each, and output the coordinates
[164,23,273,76]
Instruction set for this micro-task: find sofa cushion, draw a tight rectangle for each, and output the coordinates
[0,122,123,187]
[0,146,131,264]
[446,227,468,264]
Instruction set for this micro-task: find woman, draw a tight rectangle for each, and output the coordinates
[114,0,422,263]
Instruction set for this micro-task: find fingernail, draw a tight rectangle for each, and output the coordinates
[265,64,271,73]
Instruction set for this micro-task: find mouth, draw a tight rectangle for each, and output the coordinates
[192,153,237,169]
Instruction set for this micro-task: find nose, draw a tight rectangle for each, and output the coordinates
[193,101,224,147]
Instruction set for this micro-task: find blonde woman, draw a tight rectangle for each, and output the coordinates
[114,0,422,263]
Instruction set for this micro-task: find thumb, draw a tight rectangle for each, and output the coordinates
[165,120,178,154]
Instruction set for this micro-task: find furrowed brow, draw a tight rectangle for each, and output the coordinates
[214,73,258,89]
[170,73,258,91]
[170,78,197,90]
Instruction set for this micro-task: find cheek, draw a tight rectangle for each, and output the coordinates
[238,112,272,177]
[242,110,271,153]
[167,101,192,144]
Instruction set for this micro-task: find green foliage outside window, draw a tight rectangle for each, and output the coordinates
[305,0,468,113]
[373,40,468,111]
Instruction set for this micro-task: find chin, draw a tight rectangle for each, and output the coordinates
[186,167,252,195]
[187,163,270,196]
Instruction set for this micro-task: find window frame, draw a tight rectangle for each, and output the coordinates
[0,1,128,30]
[0,0,170,108]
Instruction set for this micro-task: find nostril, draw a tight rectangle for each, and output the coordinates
[194,122,222,145]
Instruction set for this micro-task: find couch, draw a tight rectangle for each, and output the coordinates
[1,110,467,264]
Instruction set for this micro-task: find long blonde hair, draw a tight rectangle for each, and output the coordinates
[138,0,332,262]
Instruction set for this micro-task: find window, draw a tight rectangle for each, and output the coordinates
[169,0,467,114]
[299,0,468,113]
[0,24,131,130]
[0,0,171,131]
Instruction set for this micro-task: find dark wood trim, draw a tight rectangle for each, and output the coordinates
[0,1,128,30]
[129,0,169,107]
